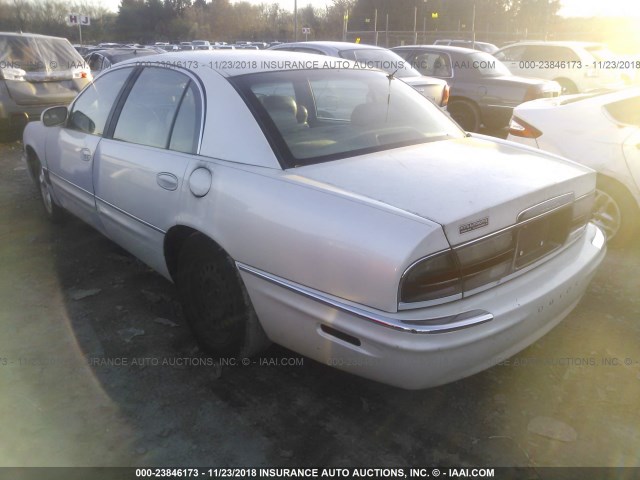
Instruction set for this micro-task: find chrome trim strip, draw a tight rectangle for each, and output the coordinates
[95,196,166,234]
[237,263,493,334]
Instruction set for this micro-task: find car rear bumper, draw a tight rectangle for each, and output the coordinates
[239,223,606,389]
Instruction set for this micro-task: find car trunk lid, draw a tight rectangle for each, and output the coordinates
[290,135,595,246]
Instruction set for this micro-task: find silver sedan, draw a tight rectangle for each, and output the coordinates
[23,51,605,389]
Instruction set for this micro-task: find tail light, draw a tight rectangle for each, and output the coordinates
[72,67,92,81]
[508,116,542,139]
[523,85,541,102]
[400,194,591,306]
[441,84,450,107]
[0,66,26,81]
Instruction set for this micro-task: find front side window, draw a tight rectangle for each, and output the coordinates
[68,67,132,135]
[235,69,464,167]
[113,67,193,149]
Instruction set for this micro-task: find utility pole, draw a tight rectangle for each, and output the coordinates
[294,0,298,41]
[472,1,476,49]
[385,13,389,47]
[342,7,348,42]
[374,8,378,46]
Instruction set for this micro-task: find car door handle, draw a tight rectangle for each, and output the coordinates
[81,148,92,162]
[156,172,178,191]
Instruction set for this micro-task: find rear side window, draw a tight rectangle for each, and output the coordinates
[523,46,580,62]
[113,67,200,150]
[169,83,200,153]
[409,52,452,77]
[495,45,526,61]
[68,67,132,135]
[604,96,640,126]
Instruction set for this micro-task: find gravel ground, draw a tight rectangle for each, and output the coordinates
[1,139,639,476]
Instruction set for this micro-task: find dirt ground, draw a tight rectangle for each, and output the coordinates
[1,139,639,475]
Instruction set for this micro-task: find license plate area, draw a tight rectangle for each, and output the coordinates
[515,207,571,270]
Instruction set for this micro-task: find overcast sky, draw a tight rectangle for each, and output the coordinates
[95,0,639,17]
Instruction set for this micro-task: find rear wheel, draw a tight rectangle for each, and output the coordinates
[448,99,481,132]
[592,177,638,247]
[176,234,270,357]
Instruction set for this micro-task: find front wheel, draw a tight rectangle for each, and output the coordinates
[555,78,578,95]
[176,234,270,358]
[447,99,481,132]
[36,161,65,223]
[592,177,638,247]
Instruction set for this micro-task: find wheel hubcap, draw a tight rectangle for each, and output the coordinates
[592,188,621,241]
[39,168,53,215]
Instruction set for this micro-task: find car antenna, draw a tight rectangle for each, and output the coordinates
[385,69,398,122]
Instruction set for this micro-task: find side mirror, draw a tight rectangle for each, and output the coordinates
[42,106,68,127]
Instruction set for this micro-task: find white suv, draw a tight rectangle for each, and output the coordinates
[495,41,624,94]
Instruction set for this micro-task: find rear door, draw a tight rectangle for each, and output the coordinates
[94,66,203,275]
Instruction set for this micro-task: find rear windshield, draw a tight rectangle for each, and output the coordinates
[585,45,614,61]
[0,34,83,76]
[338,48,421,79]
[233,69,464,167]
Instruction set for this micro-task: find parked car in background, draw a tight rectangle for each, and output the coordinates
[97,42,123,49]
[268,41,450,107]
[495,41,625,94]
[72,44,95,56]
[192,40,211,50]
[0,32,91,141]
[392,45,560,131]
[23,50,605,389]
[507,87,640,246]
[433,39,498,54]
[84,48,160,74]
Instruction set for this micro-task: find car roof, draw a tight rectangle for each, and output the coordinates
[435,39,495,46]
[271,41,384,52]
[94,48,159,60]
[116,50,361,77]
[0,31,68,41]
[392,44,479,54]
[498,41,605,49]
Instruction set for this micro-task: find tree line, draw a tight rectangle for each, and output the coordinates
[0,0,634,52]
[0,0,357,44]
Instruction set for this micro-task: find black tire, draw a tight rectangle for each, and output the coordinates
[176,234,270,358]
[448,99,481,132]
[555,78,578,95]
[35,159,65,224]
[592,177,638,248]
